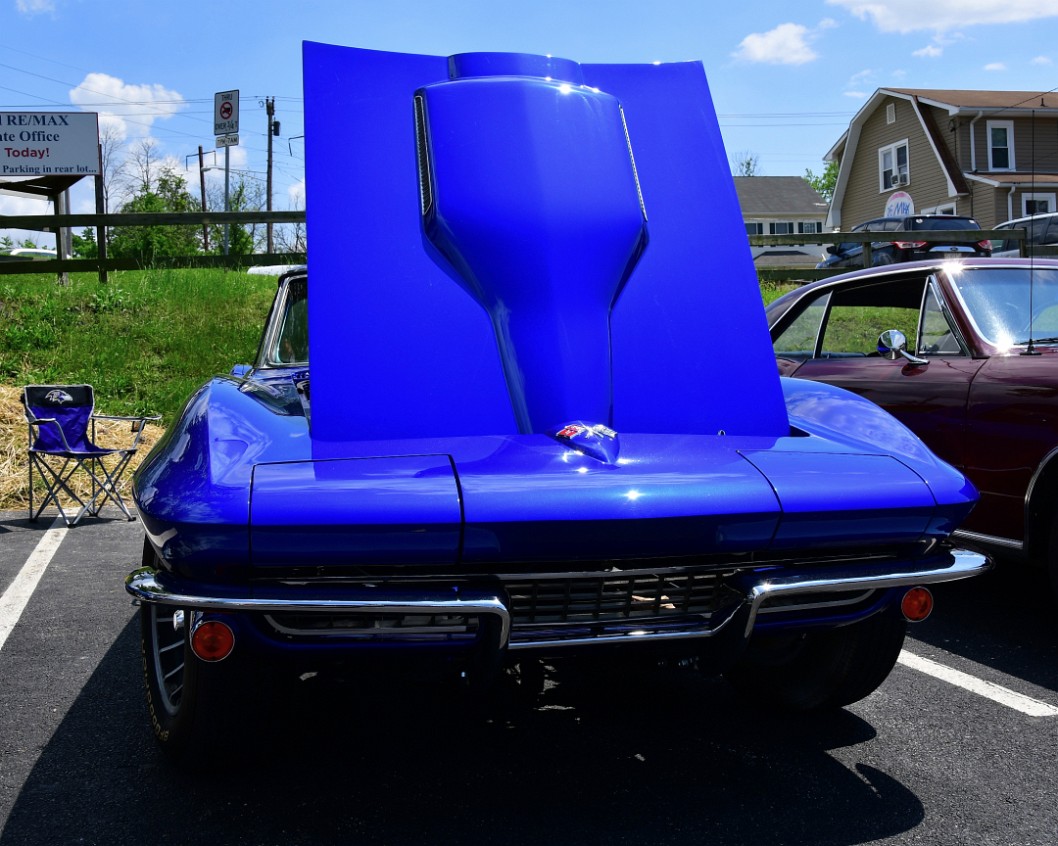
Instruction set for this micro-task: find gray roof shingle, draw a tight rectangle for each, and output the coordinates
[733,176,828,216]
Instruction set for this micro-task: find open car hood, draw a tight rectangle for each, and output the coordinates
[303,45,788,447]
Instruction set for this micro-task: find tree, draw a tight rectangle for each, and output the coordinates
[127,137,161,196]
[805,160,839,203]
[108,167,202,262]
[97,122,128,213]
[273,196,306,254]
[206,175,266,255]
[72,228,98,259]
[731,151,761,177]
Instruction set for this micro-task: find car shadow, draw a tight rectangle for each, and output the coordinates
[909,559,1058,694]
[0,510,137,534]
[1,621,924,846]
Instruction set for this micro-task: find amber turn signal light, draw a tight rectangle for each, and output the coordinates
[190,619,235,662]
[901,586,934,622]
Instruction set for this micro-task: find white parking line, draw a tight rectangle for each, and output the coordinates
[0,516,66,653]
[899,649,1058,718]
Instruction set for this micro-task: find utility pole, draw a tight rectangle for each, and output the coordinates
[198,145,210,252]
[265,97,278,254]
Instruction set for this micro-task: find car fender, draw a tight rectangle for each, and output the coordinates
[781,376,978,518]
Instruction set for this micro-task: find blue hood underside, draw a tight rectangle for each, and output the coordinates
[303,44,788,443]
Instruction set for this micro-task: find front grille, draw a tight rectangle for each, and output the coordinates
[504,567,737,628]
[262,611,479,643]
[251,551,913,648]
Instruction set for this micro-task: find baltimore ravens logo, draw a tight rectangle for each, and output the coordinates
[45,390,74,405]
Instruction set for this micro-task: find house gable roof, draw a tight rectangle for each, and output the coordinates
[825,87,1056,228]
[885,89,1058,113]
[733,176,828,217]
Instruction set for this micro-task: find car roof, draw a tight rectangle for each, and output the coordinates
[996,211,1058,229]
[850,214,977,229]
[769,257,1058,313]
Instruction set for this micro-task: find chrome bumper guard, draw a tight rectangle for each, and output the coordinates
[125,549,989,650]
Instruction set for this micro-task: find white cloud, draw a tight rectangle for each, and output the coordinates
[1032,56,1053,66]
[15,0,54,14]
[827,0,1058,33]
[68,73,186,140]
[847,68,875,86]
[984,62,1007,72]
[734,23,819,65]
[913,44,943,58]
[843,69,876,98]
[0,192,48,216]
[288,179,305,207]
[0,192,53,248]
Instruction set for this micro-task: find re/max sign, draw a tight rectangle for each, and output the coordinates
[0,112,99,176]
[3,114,70,126]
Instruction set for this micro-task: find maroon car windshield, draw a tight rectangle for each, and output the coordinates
[948,266,1058,347]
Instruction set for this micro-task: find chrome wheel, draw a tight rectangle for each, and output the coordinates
[148,605,187,717]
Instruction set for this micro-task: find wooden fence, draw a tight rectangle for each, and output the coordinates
[0,211,306,281]
[2,211,1052,284]
[750,227,1053,282]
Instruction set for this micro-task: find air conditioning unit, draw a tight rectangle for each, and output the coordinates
[893,174,909,187]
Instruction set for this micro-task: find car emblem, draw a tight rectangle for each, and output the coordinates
[553,421,620,464]
[45,390,74,405]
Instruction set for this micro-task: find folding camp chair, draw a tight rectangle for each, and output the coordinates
[23,384,158,527]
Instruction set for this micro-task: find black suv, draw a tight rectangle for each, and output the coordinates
[818,214,991,269]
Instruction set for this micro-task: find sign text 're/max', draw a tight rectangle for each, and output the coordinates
[0,112,99,176]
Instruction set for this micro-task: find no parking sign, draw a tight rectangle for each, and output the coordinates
[214,90,239,136]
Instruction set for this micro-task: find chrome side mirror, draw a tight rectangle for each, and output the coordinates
[877,329,928,366]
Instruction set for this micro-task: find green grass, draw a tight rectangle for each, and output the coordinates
[0,268,277,423]
[0,271,809,426]
[760,280,798,307]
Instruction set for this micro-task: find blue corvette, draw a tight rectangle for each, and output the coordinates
[126,45,987,755]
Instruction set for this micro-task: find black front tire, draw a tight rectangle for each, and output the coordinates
[1045,514,1058,600]
[140,603,242,759]
[724,610,907,711]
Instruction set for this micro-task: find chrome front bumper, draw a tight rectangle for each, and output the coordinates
[125,548,989,650]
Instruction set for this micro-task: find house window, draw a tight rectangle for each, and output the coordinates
[745,221,764,236]
[922,203,956,215]
[1022,193,1056,216]
[878,140,909,191]
[987,120,1015,171]
[770,222,794,235]
[798,221,822,235]
[886,103,896,125]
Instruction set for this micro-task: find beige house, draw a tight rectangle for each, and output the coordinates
[826,88,1058,230]
[734,176,829,264]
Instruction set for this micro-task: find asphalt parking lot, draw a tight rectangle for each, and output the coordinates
[2,510,1058,846]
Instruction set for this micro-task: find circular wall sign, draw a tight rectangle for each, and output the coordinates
[885,191,914,218]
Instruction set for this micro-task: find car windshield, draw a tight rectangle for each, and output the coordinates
[948,266,1058,347]
[267,277,308,365]
[910,217,979,231]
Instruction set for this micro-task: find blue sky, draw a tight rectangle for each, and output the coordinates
[3,0,1058,244]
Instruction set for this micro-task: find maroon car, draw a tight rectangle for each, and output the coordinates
[767,258,1058,587]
